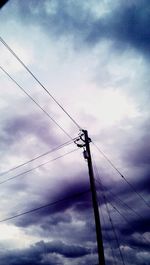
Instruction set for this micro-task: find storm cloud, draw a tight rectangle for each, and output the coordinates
[0,240,91,265]
[5,0,150,57]
[0,0,150,264]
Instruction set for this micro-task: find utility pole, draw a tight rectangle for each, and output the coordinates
[75,130,105,265]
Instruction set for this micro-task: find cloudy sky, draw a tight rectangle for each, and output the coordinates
[0,0,150,264]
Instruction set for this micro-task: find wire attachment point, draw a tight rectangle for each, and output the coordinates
[74,130,91,148]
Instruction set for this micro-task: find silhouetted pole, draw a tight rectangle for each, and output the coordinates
[75,130,105,265]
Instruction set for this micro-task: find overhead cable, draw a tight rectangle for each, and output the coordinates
[95,177,148,243]
[108,189,144,220]
[96,177,126,265]
[92,158,125,265]
[0,36,81,130]
[99,197,117,265]
[0,148,79,185]
[0,138,77,177]
[0,65,72,140]
[95,178,144,221]
[109,202,148,247]
[103,198,126,265]
[92,153,146,221]
[0,189,90,223]
[92,142,150,208]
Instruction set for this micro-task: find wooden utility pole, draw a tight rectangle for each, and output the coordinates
[75,130,105,265]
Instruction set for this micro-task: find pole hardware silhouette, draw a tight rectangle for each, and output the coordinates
[75,130,105,265]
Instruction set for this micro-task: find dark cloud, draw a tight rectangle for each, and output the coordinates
[88,0,150,54]
[135,173,150,194]
[13,176,91,227]
[6,0,92,43]
[121,216,150,235]
[5,0,150,57]
[0,1,150,265]
[128,236,150,251]
[96,175,150,254]
[122,119,150,169]
[2,113,57,147]
[125,137,150,168]
[8,171,149,264]
[0,240,91,265]
[1,163,149,264]
[33,240,91,258]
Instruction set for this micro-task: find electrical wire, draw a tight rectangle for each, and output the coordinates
[103,198,126,265]
[97,180,126,265]
[92,159,117,265]
[0,65,72,140]
[108,200,149,244]
[92,144,146,222]
[109,201,132,227]
[108,189,144,220]
[95,178,144,221]
[92,159,119,265]
[99,197,117,265]
[109,202,148,251]
[0,138,77,177]
[92,142,150,208]
[0,36,81,130]
[108,199,148,241]
[92,158,125,265]
[92,154,117,265]
[95,178,148,243]
[0,189,90,223]
[0,148,79,185]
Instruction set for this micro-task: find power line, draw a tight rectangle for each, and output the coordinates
[103,199,126,265]
[0,65,72,140]
[96,179,126,265]
[92,158,125,265]
[108,199,148,241]
[96,170,149,244]
[102,198,125,265]
[0,139,77,177]
[107,201,148,251]
[108,200,148,244]
[95,178,144,221]
[0,36,81,130]
[109,202,133,228]
[108,189,144,221]
[92,142,150,208]
[94,146,148,252]
[0,148,79,185]
[0,189,90,223]
[92,150,145,222]
[95,178,148,243]
[92,154,117,265]
[92,156,125,265]
[99,197,117,265]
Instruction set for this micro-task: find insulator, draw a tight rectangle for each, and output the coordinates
[83,150,89,159]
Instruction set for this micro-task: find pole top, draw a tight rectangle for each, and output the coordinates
[74,130,91,148]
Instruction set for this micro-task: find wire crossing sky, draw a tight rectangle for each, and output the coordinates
[0,36,81,130]
[0,1,150,265]
[0,65,73,140]
[0,148,79,185]
[0,138,76,177]
[93,142,150,208]
[0,189,90,223]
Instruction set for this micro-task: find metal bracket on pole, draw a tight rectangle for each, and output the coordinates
[74,130,91,159]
